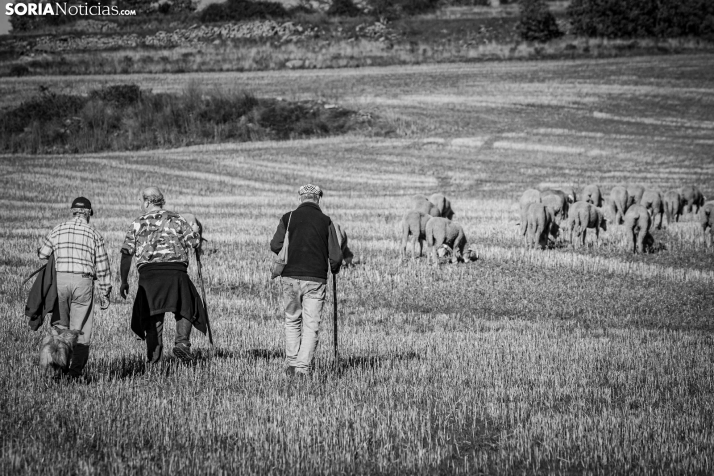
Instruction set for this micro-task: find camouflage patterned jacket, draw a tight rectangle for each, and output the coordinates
[121,209,200,268]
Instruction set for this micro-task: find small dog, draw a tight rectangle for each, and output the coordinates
[39,329,83,376]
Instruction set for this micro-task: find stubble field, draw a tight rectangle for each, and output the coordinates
[1,54,714,474]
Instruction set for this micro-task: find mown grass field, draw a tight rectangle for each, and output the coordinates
[1,55,714,474]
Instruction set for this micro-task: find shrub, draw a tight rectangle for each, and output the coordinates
[9,6,76,32]
[119,0,196,15]
[327,0,362,17]
[287,4,317,16]
[364,0,439,20]
[568,0,714,39]
[400,0,440,16]
[1,91,86,134]
[9,64,31,78]
[88,84,142,107]
[0,85,371,153]
[199,0,289,23]
[517,0,562,42]
[364,0,399,20]
[445,0,490,5]
[199,3,229,22]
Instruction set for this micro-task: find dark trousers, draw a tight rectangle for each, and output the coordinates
[143,313,193,363]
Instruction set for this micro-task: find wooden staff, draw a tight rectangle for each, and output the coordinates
[333,273,338,362]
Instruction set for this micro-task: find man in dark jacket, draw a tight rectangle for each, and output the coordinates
[270,184,342,376]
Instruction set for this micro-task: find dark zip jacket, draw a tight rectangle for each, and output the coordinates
[130,262,208,339]
[25,253,59,331]
[270,202,342,283]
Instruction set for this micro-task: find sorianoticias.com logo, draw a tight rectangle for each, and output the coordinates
[5,2,137,16]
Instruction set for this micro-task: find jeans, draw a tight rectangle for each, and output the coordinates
[281,277,326,374]
[51,272,94,376]
[52,272,94,345]
[143,313,193,363]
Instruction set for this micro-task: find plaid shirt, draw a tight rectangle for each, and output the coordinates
[38,216,112,296]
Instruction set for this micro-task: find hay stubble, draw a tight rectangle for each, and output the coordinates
[1,56,714,474]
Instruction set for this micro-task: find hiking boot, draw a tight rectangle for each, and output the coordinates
[173,344,195,364]
[285,366,296,376]
[294,369,312,380]
[67,344,90,378]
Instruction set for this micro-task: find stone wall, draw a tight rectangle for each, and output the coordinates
[8,20,397,53]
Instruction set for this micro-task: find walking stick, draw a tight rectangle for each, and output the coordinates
[196,250,214,346]
[333,273,338,362]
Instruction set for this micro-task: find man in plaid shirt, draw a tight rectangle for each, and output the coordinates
[38,196,111,379]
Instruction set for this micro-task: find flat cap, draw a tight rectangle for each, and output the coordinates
[299,184,323,197]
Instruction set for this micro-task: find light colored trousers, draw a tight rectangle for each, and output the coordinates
[281,277,326,374]
[51,272,94,346]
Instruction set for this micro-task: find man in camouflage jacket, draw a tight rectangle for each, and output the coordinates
[119,187,207,364]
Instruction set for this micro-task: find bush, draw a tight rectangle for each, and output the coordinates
[327,0,362,17]
[568,0,714,39]
[364,0,399,20]
[9,0,197,31]
[119,0,196,15]
[364,0,439,20]
[400,0,440,16]
[517,0,562,42]
[287,4,317,16]
[88,84,142,107]
[9,5,76,32]
[1,91,85,134]
[199,0,289,23]
[446,0,491,5]
[9,65,31,78]
[199,3,229,22]
[157,2,172,14]
[0,85,371,153]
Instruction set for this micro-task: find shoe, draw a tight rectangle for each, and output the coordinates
[173,344,195,364]
[294,370,311,379]
[285,366,296,376]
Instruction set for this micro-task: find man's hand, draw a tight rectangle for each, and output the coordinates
[100,294,111,310]
[183,213,202,234]
[119,282,130,300]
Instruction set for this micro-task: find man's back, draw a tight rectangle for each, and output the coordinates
[271,202,342,283]
[121,209,199,267]
[271,184,341,376]
[39,216,105,277]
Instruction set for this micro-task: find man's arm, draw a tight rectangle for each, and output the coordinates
[119,224,136,300]
[328,222,343,275]
[270,216,286,255]
[94,236,112,299]
[37,232,53,261]
[179,213,202,250]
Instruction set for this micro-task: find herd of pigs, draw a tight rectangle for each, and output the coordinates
[396,186,713,264]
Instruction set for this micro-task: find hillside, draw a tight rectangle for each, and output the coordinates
[1,1,712,76]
